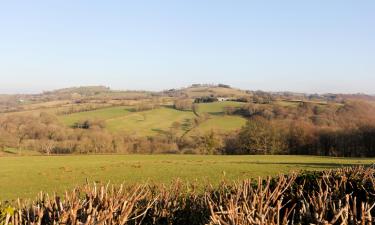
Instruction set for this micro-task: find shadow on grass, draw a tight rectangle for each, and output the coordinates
[208,112,225,116]
[163,105,175,110]
[152,129,170,136]
[124,108,135,112]
[181,119,193,131]
[164,105,194,112]
[3,149,18,154]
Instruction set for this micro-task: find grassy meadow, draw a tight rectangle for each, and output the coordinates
[106,107,196,135]
[0,154,373,200]
[60,106,133,126]
[196,101,244,114]
[58,101,247,136]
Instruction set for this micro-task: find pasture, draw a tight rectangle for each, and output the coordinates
[58,101,247,136]
[196,101,244,115]
[60,106,133,126]
[0,154,373,200]
[106,107,196,135]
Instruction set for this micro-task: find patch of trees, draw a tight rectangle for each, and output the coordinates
[194,96,218,103]
[0,112,180,155]
[1,100,374,157]
[233,96,252,103]
[72,119,106,129]
[173,98,193,111]
[224,100,370,126]
[226,93,274,104]
[221,117,375,157]
[292,125,375,157]
[252,91,274,104]
[134,102,160,112]
[227,117,286,154]
[218,84,231,88]
[57,104,110,115]
[221,100,375,157]
[224,103,275,120]
[162,89,187,98]
[177,130,222,154]
[220,100,375,157]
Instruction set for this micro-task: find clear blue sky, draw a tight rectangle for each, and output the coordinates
[0,0,374,94]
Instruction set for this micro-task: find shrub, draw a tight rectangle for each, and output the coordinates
[1,166,375,224]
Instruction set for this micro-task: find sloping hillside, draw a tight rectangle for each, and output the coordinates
[58,101,247,137]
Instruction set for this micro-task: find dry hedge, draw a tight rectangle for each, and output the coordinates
[1,166,375,225]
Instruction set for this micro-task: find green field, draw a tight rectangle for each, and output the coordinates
[196,101,244,115]
[60,106,133,126]
[106,107,196,135]
[58,101,247,136]
[0,154,373,200]
[0,148,41,157]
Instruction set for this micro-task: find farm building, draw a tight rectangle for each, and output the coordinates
[217,97,230,102]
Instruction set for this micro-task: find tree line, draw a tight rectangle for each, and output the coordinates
[0,100,374,157]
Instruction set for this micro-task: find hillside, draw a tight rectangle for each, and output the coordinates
[180,85,249,98]
[1,84,375,157]
[59,101,247,137]
[1,84,374,114]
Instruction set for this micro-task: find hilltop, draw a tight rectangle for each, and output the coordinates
[1,84,374,110]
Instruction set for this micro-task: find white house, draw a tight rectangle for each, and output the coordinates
[217,97,230,102]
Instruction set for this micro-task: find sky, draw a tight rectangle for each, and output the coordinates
[0,0,374,94]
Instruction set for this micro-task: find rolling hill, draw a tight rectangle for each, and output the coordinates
[58,101,247,137]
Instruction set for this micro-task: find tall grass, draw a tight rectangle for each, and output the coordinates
[1,166,375,224]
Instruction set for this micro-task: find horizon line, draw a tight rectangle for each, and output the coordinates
[0,84,374,96]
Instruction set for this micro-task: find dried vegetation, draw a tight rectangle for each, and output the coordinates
[1,166,375,224]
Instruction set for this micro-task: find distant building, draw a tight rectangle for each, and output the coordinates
[217,97,230,102]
